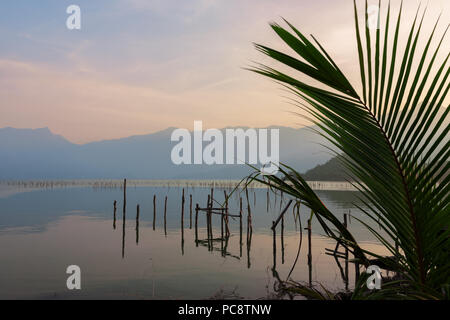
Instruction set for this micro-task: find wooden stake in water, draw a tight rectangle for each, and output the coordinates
[245,188,252,238]
[239,197,243,257]
[113,200,117,230]
[221,204,224,249]
[153,194,156,231]
[208,205,213,251]
[206,195,211,251]
[123,179,127,214]
[181,189,185,253]
[136,204,140,244]
[181,189,185,228]
[189,194,193,229]
[195,203,199,246]
[224,190,230,237]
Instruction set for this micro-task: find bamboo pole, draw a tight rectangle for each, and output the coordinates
[123,179,127,214]
[113,200,117,230]
[208,202,213,251]
[221,203,224,247]
[181,189,185,254]
[245,188,252,239]
[224,190,230,237]
[195,203,199,246]
[210,188,214,206]
[206,195,211,251]
[189,194,193,229]
[271,200,293,230]
[239,197,243,257]
[181,188,185,228]
[136,204,140,244]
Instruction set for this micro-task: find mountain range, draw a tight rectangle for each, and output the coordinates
[0,126,335,180]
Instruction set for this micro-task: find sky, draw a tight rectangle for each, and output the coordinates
[0,0,449,143]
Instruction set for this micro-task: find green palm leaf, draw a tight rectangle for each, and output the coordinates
[249,0,449,299]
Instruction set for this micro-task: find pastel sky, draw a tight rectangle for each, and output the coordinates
[0,0,448,143]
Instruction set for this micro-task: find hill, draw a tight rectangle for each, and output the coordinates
[301,156,350,181]
[0,126,334,180]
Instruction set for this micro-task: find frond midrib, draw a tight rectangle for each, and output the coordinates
[358,97,426,285]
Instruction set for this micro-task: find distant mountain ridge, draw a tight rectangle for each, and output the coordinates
[0,126,335,180]
[302,156,449,183]
[302,157,349,181]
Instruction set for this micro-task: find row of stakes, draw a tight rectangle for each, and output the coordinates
[112,179,358,288]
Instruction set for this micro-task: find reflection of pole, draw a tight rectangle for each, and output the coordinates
[164,196,167,236]
[307,218,312,287]
[122,199,126,259]
[281,216,285,265]
[181,229,185,256]
[246,223,252,269]
[344,213,349,290]
[272,221,277,270]
[223,234,229,257]
[153,195,156,230]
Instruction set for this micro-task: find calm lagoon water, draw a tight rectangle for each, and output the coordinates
[0,183,386,299]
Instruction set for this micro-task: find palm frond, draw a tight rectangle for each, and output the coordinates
[249,0,449,298]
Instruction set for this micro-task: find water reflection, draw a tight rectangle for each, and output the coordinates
[0,184,389,299]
